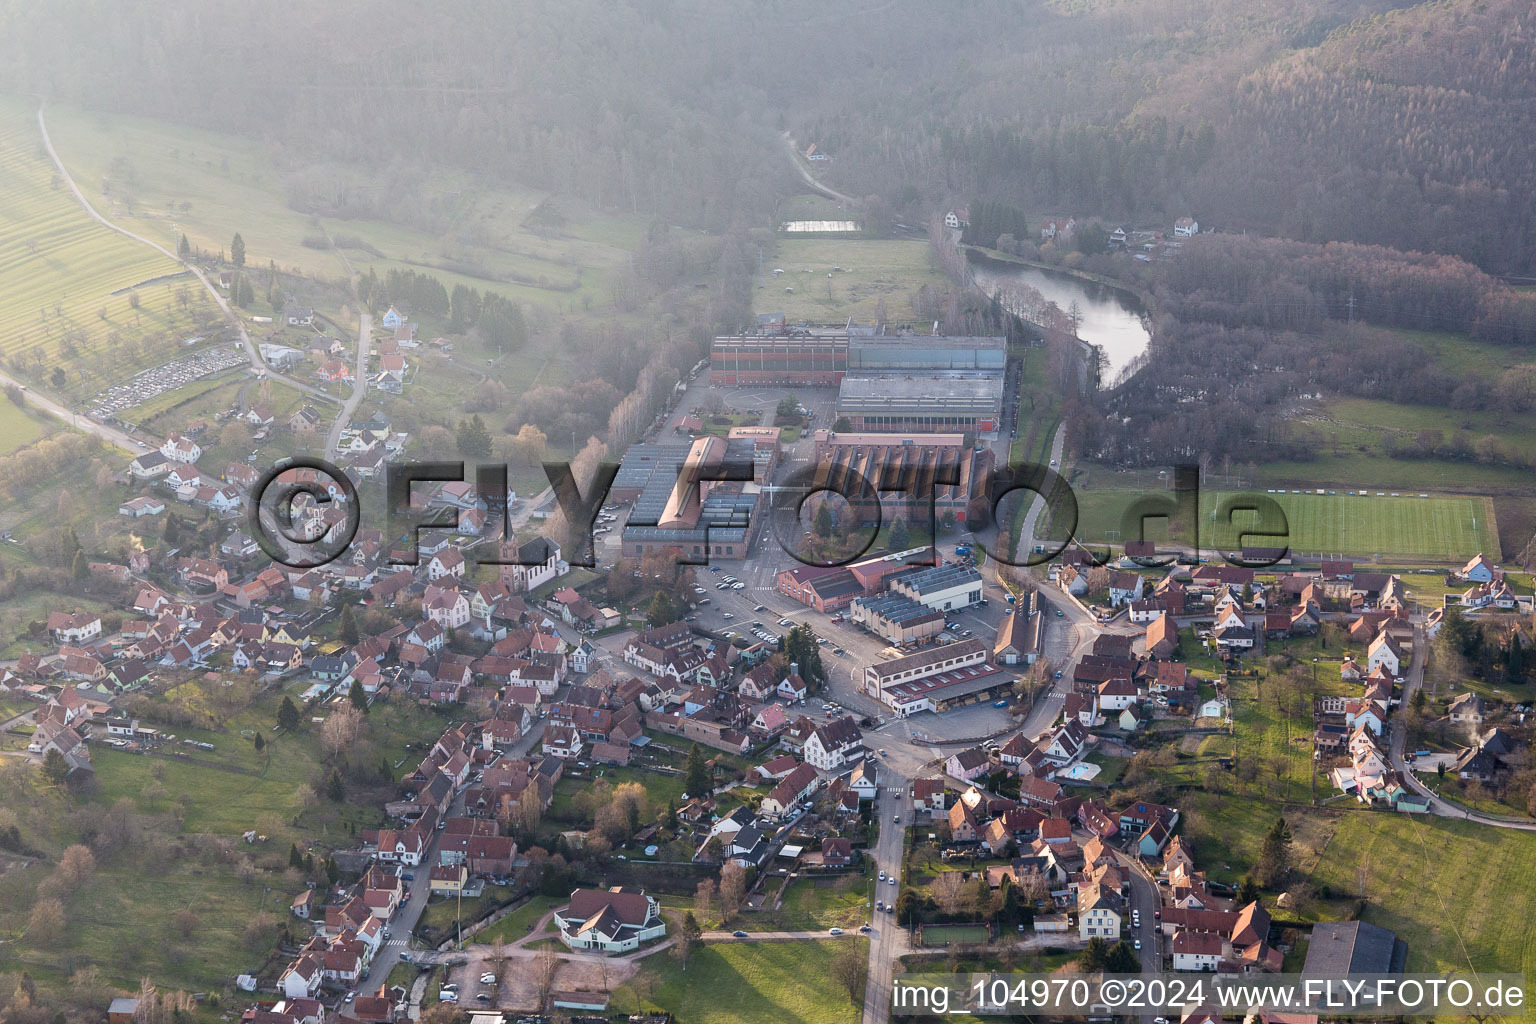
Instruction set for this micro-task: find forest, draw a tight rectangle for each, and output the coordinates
[0,0,1530,276]
[1058,233,1536,471]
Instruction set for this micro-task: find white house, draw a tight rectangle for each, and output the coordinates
[1097,678,1137,712]
[1366,632,1403,678]
[502,537,564,593]
[1107,571,1144,607]
[803,717,864,772]
[427,548,466,581]
[423,587,472,629]
[1077,889,1121,940]
[553,888,665,954]
[1172,931,1224,971]
[1173,217,1199,238]
[278,956,323,1000]
[160,434,202,464]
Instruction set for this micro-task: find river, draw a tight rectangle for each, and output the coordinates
[967,252,1151,386]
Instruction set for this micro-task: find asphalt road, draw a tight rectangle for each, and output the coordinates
[861,769,911,1024]
[0,367,148,452]
[327,313,374,457]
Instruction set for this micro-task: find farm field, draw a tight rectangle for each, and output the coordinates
[1044,486,1499,561]
[617,938,864,1024]
[0,100,223,400]
[761,238,948,324]
[39,98,645,318]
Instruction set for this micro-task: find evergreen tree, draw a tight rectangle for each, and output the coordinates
[325,856,340,884]
[289,843,302,869]
[254,731,266,753]
[684,744,710,799]
[832,416,852,432]
[162,515,180,543]
[177,233,190,258]
[477,295,527,351]
[1105,940,1141,973]
[349,678,369,714]
[813,501,834,539]
[1081,936,1110,971]
[40,749,70,788]
[231,232,246,268]
[888,516,910,551]
[1508,632,1525,681]
[326,767,345,802]
[1237,877,1261,906]
[339,605,359,644]
[1257,816,1292,885]
[646,590,679,627]
[70,550,88,580]
[449,284,481,332]
[277,696,301,731]
[457,415,492,458]
[664,799,678,830]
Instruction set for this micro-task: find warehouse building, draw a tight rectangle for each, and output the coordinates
[709,331,850,386]
[847,334,1006,372]
[863,638,1009,716]
[776,549,925,613]
[808,430,994,527]
[849,593,945,644]
[889,563,984,612]
[836,375,1004,433]
[617,435,763,562]
[709,327,1006,387]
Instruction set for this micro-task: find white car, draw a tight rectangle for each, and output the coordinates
[480,974,497,985]
[732,582,745,589]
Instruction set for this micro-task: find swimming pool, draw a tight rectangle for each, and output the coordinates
[1059,762,1101,782]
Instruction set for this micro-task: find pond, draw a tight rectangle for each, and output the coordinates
[968,252,1152,385]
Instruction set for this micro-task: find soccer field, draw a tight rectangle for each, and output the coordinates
[1052,488,1501,561]
[1211,490,1499,560]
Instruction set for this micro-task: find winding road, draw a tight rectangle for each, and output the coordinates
[780,132,858,206]
[0,366,146,452]
[35,105,338,408]
[1387,622,1536,830]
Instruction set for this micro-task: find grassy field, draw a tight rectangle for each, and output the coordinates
[745,871,872,932]
[617,938,865,1024]
[40,99,644,318]
[1046,485,1499,561]
[1185,794,1536,979]
[0,99,222,399]
[777,193,856,225]
[90,688,444,841]
[760,239,948,324]
[0,398,53,453]
[474,894,563,945]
